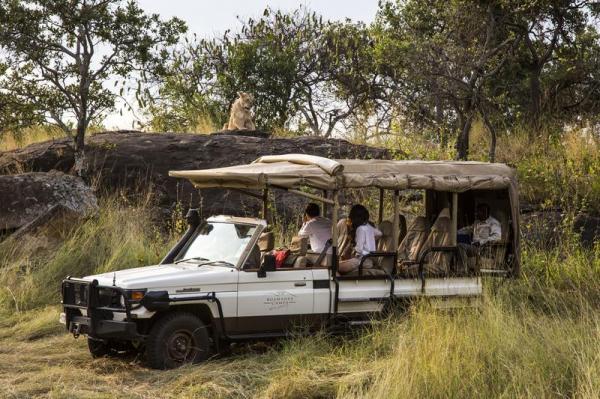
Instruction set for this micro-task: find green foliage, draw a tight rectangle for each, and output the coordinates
[0,0,186,149]
[148,1,600,162]
[148,7,378,136]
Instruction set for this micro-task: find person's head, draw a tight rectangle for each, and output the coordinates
[304,203,320,220]
[476,203,490,221]
[348,204,369,228]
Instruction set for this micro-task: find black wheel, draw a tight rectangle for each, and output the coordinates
[88,337,113,357]
[145,312,211,369]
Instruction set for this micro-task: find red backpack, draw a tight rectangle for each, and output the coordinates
[273,249,291,268]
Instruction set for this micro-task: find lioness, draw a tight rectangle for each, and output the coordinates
[223,92,256,130]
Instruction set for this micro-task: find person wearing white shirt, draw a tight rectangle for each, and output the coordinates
[338,204,382,274]
[298,203,332,253]
[458,203,502,255]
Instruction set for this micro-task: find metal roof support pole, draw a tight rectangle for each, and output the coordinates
[262,188,269,223]
[323,190,329,218]
[378,188,384,224]
[331,190,339,272]
[392,190,400,247]
[331,190,340,316]
[283,188,335,205]
[451,192,458,246]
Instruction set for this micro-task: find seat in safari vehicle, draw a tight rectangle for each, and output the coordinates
[397,216,431,274]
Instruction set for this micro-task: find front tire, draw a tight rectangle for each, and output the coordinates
[88,337,112,357]
[145,312,211,369]
[87,338,138,358]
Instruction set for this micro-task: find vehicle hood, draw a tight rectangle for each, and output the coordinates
[83,263,238,291]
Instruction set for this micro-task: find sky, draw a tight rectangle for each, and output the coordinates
[103,0,380,129]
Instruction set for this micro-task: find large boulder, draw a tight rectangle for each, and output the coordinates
[0,131,390,217]
[0,171,98,238]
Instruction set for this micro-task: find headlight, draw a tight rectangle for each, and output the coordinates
[129,290,146,301]
[120,289,147,306]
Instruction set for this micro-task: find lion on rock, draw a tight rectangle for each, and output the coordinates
[223,92,256,130]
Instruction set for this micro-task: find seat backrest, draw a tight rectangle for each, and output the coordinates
[490,208,509,242]
[398,214,408,246]
[397,216,430,262]
[258,231,275,252]
[376,221,395,273]
[421,215,452,275]
[289,236,308,256]
[336,218,353,260]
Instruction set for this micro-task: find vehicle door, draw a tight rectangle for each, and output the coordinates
[236,258,315,334]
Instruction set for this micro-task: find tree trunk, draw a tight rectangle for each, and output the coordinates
[433,81,446,146]
[73,124,87,179]
[456,117,472,160]
[482,113,496,163]
[529,67,542,141]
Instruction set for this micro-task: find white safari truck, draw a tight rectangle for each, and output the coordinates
[60,155,520,369]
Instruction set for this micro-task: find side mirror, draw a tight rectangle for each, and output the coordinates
[185,208,200,227]
[257,254,276,278]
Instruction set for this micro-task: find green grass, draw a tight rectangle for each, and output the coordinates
[0,196,175,315]
[0,197,599,398]
[1,124,600,397]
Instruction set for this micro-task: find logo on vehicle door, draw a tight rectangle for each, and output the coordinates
[264,291,296,311]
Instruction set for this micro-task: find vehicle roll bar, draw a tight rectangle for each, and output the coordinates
[160,208,201,264]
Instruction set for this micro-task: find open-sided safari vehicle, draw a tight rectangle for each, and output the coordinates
[60,154,520,369]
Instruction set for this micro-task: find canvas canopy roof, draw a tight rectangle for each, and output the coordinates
[169,154,518,193]
[170,154,520,274]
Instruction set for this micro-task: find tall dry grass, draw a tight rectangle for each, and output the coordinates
[0,123,599,397]
[0,195,175,316]
[0,191,598,397]
[0,126,66,151]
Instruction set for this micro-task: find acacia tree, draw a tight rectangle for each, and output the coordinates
[503,0,600,138]
[150,8,378,136]
[0,0,186,175]
[377,1,519,160]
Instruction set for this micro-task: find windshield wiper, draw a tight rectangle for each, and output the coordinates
[196,260,235,267]
[174,257,209,264]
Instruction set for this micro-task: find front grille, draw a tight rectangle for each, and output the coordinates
[98,288,124,309]
[63,281,90,307]
[75,284,88,306]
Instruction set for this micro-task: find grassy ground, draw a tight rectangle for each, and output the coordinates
[0,195,599,398]
[1,126,600,398]
[0,269,598,398]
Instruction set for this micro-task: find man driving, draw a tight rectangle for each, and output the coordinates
[298,203,332,253]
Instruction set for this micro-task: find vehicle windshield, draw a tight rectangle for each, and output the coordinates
[176,221,258,266]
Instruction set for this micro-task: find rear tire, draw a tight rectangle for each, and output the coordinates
[145,312,211,369]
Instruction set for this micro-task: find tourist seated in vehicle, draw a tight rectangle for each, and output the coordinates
[338,204,382,274]
[458,203,502,255]
[297,202,332,253]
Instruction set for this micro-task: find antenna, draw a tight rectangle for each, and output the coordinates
[112,272,116,286]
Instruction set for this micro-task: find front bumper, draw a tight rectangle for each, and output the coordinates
[61,277,143,340]
[67,314,140,340]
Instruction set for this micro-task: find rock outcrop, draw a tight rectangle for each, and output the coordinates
[0,171,98,252]
[0,171,98,239]
[521,210,600,248]
[0,131,390,217]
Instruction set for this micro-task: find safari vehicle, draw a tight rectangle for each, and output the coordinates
[60,154,520,369]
